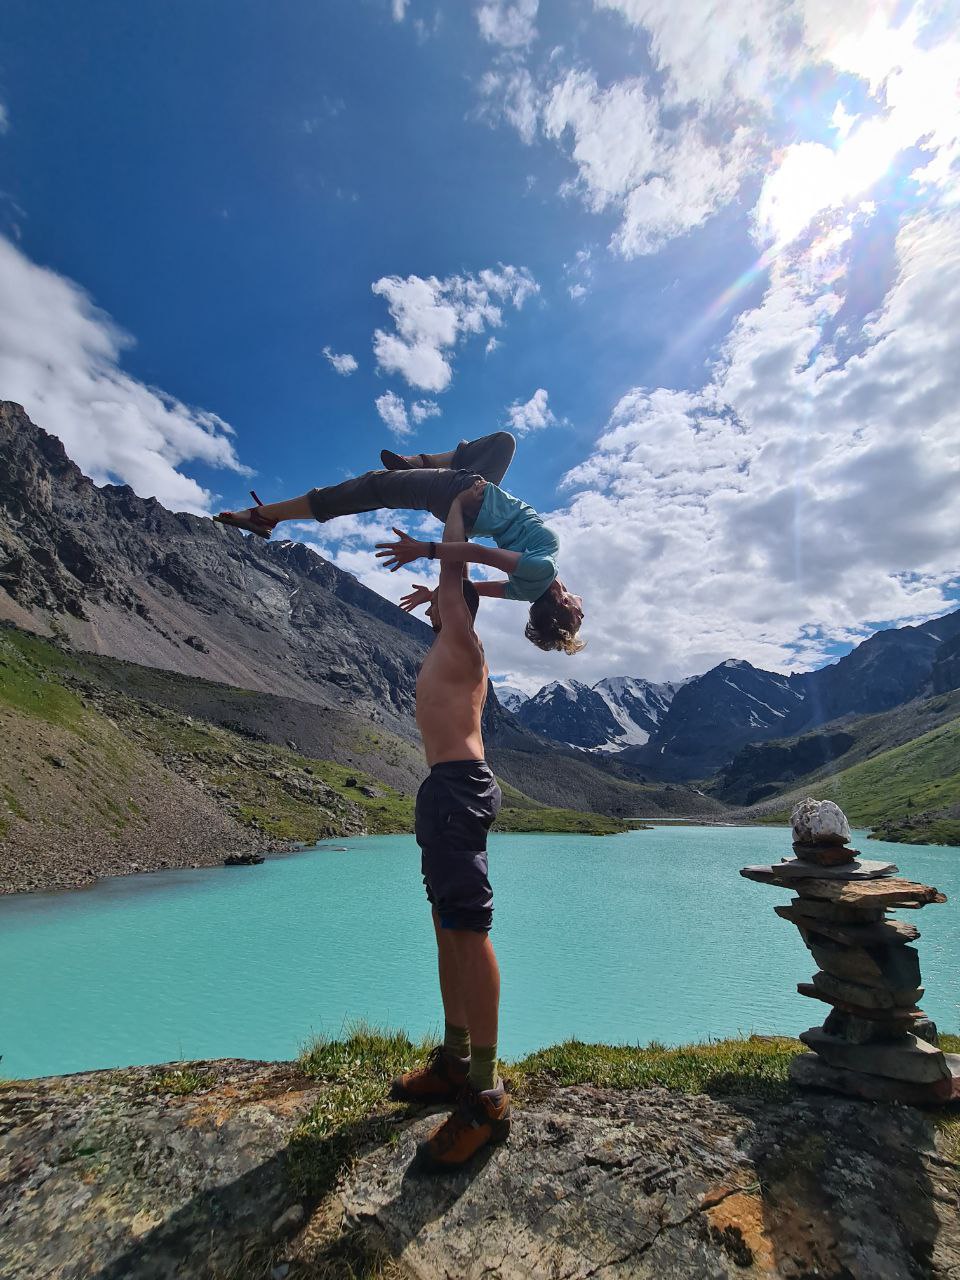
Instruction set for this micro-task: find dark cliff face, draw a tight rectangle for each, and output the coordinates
[932,631,960,695]
[0,401,437,734]
[630,660,807,776]
[795,613,960,727]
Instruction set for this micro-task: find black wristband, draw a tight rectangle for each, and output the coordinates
[428,541,436,560]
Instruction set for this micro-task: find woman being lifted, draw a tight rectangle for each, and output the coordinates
[214,432,584,654]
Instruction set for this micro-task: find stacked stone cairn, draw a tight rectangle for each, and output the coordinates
[741,797,960,1104]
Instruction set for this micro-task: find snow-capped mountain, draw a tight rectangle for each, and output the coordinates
[501,608,960,775]
[514,676,682,752]
[593,676,684,750]
[493,683,530,713]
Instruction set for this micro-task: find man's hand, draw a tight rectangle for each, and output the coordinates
[375,528,429,572]
[399,583,435,613]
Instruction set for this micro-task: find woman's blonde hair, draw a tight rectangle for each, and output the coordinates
[525,592,586,654]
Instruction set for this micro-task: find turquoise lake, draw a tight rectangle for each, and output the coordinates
[1,826,958,1079]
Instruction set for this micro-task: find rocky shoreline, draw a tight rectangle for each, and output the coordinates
[2,1053,958,1279]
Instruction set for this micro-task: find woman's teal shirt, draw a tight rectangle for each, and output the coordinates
[471,483,559,603]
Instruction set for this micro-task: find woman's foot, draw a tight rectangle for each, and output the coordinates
[213,507,277,539]
[381,449,425,470]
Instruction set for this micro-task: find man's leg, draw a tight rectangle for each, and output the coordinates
[433,909,470,1059]
[418,918,510,1171]
[443,928,500,1091]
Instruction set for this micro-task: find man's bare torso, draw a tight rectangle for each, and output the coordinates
[416,630,488,766]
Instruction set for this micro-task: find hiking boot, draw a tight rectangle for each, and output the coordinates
[417,1081,512,1170]
[389,1046,469,1105]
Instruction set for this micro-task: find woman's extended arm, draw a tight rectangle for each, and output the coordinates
[375,529,521,575]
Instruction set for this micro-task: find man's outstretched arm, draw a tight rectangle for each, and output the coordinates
[436,495,477,646]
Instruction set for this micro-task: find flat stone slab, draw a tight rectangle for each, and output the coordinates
[810,969,924,1010]
[4,1061,960,1279]
[775,905,920,947]
[768,877,945,910]
[806,939,921,991]
[791,1051,960,1105]
[797,982,926,1022]
[741,858,898,883]
[0,1059,324,1280]
[341,1083,960,1279]
[800,1027,950,1083]
[785,895,886,924]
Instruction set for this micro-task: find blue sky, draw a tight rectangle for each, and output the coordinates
[1,0,958,690]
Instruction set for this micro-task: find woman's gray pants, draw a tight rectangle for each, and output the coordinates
[306,432,516,525]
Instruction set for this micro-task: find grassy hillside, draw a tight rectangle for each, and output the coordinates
[489,744,729,821]
[0,626,626,891]
[745,716,960,845]
[715,688,960,806]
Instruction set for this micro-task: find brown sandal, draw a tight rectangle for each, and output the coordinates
[380,450,424,470]
[213,490,277,539]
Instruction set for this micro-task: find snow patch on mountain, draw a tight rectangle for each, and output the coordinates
[514,675,686,752]
[494,683,530,713]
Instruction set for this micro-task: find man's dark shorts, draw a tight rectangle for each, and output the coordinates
[415,760,502,933]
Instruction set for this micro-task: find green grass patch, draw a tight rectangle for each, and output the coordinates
[760,717,960,844]
[0,631,85,729]
[494,779,628,834]
[496,805,627,835]
[147,1066,213,1095]
[2,786,27,821]
[305,760,415,833]
[290,1026,437,1198]
[510,1035,805,1102]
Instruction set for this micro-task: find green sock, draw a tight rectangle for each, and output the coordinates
[444,1021,470,1059]
[469,1044,498,1092]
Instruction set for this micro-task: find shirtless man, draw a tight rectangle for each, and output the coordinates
[388,492,511,1170]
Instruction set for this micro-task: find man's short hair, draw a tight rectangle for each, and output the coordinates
[463,579,480,621]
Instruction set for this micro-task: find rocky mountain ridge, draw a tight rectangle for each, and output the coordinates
[512,675,681,750]
[513,615,960,780]
[0,401,435,738]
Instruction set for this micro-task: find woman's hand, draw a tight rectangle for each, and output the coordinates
[375,528,429,571]
[399,583,435,613]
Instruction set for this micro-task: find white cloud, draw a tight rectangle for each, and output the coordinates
[565,247,593,300]
[594,0,798,113]
[322,345,358,375]
[480,2,959,259]
[0,103,9,134]
[374,390,412,439]
[0,235,250,515]
[757,9,960,248]
[477,65,540,144]
[476,0,539,49]
[411,398,441,423]
[541,69,757,257]
[391,0,408,20]
[371,265,538,392]
[485,336,501,354]
[530,208,960,684]
[505,387,559,435]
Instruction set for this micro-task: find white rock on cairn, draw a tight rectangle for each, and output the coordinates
[791,797,851,846]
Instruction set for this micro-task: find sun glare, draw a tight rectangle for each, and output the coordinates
[758,8,960,250]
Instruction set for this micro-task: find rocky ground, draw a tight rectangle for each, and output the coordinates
[2,1051,958,1280]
